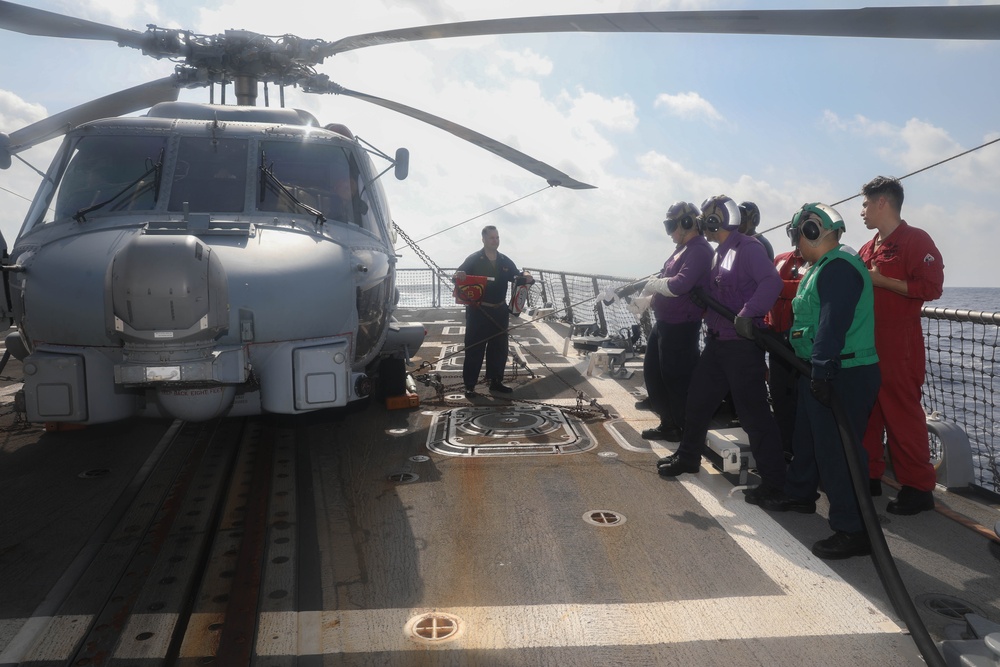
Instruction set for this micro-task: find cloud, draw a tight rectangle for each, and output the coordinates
[5,0,998,287]
[654,91,724,124]
[823,111,1000,193]
[493,49,554,77]
[0,90,47,131]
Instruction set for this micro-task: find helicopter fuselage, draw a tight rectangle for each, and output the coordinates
[3,102,423,423]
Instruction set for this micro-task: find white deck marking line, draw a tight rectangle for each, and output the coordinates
[0,383,21,397]
[0,318,901,660]
[247,464,899,655]
[0,474,904,660]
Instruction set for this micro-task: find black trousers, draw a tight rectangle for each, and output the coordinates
[463,304,509,389]
[786,364,881,533]
[643,320,702,431]
[675,336,787,490]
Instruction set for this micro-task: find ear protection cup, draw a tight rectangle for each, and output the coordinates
[699,195,740,233]
[665,201,700,234]
[701,213,722,233]
[739,202,760,231]
[801,215,823,241]
[789,203,846,246]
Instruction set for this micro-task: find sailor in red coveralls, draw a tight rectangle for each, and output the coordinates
[857,176,944,515]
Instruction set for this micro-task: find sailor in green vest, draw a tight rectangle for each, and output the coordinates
[757,203,882,560]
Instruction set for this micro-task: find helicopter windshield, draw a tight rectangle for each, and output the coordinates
[168,137,249,213]
[53,135,167,221]
[258,141,371,228]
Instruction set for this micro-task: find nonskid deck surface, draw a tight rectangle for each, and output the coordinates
[0,309,998,665]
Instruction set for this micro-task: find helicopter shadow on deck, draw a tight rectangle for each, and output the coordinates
[291,403,445,613]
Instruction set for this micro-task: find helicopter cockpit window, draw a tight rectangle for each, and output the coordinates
[258,141,375,232]
[168,137,249,213]
[52,135,167,221]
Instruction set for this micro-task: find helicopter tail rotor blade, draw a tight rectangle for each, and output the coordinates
[1,76,181,165]
[326,5,1000,54]
[327,84,595,190]
[0,0,145,47]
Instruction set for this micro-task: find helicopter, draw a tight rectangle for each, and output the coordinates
[1,2,999,424]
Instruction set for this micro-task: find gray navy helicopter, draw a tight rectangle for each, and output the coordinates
[1,2,998,424]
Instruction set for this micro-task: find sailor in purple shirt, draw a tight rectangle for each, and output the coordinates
[658,195,787,502]
[639,201,714,442]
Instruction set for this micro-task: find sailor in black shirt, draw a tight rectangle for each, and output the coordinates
[454,225,533,395]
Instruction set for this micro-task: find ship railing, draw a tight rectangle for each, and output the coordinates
[395,267,998,497]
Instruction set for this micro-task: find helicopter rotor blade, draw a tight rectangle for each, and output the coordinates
[0,0,146,48]
[320,82,594,190]
[325,5,1000,55]
[1,77,181,167]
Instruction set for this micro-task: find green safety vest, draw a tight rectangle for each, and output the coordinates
[789,246,878,368]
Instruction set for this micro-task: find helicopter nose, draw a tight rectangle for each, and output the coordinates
[108,234,229,343]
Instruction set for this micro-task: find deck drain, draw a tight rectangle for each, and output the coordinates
[915,593,983,619]
[387,472,420,484]
[78,468,111,479]
[409,455,430,463]
[584,510,626,526]
[406,612,463,644]
[598,451,618,458]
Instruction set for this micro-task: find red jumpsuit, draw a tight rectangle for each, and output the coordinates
[858,221,944,491]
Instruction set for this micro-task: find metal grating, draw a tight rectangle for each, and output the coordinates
[916,593,984,620]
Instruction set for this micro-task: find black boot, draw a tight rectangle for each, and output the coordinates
[488,379,513,393]
[887,486,935,515]
[812,531,871,560]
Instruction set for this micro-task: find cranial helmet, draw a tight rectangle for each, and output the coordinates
[699,195,741,233]
[664,201,700,234]
[739,201,761,231]
[788,202,845,245]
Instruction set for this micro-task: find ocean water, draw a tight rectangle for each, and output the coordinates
[921,287,999,493]
[935,287,1000,313]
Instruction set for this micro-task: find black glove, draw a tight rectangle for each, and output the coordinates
[810,378,833,407]
[734,316,756,340]
[689,288,707,309]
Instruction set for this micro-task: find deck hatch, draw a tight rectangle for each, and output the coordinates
[426,405,595,457]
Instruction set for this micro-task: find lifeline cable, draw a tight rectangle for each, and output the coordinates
[758,135,1000,239]
[692,286,947,667]
[393,184,552,252]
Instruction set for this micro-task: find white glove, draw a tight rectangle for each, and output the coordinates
[601,286,618,304]
[628,295,652,314]
[642,278,675,297]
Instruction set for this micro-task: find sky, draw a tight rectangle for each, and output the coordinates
[2,0,999,287]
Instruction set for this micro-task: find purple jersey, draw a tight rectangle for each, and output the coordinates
[705,231,781,340]
[651,235,714,323]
